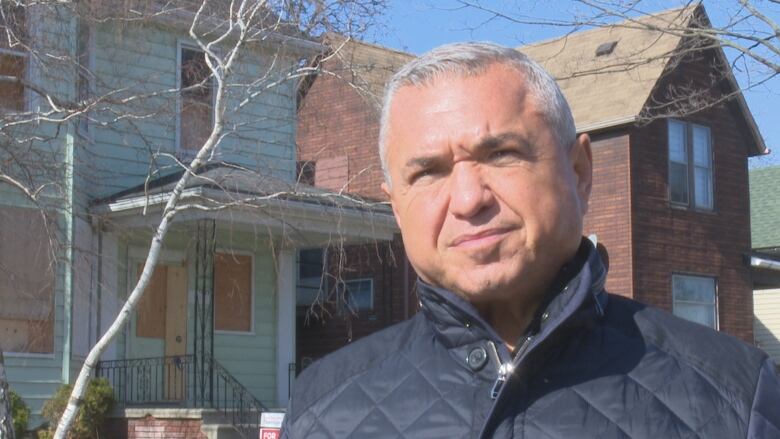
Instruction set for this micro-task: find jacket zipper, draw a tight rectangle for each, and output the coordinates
[487,336,534,399]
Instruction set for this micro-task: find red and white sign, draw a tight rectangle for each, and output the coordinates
[259,429,280,439]
[259,412,285,439]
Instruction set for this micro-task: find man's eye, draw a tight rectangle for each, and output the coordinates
[410,168,439,184]
[489,150,518,161]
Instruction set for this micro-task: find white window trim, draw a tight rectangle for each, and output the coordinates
[668,119,715,211]
[214,248,255,336]
[175,40,216,159]
[671,273,719,330]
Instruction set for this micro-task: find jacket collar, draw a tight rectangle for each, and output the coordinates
[417,239,608,353]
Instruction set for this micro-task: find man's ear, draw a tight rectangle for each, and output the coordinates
[569,133,593,215]
[381,182,403,229]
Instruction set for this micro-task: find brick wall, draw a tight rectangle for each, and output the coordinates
[628,48,756,343]
[297,59,386,201]
[583,131,633,298]
[105,415,207,439]
[296,236,416,364]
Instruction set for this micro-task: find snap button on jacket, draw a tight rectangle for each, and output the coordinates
[282,242,780,438]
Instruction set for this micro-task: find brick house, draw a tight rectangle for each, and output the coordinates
[295,4,767,364]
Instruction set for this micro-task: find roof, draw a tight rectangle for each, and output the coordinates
[92,162,393,215]
[750,165,780,251]
[518,6,694,132]
[312,6,766,155]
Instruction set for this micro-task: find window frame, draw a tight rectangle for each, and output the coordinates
[213,249,255,336]
[175,40,216,158]
[671,273,719,330]
[668,119,714,211]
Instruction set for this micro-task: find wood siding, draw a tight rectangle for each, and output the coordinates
[754,289,780,364]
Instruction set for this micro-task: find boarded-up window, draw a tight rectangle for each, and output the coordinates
[179,47,213,152]
[0,207,55,353]
[136,264,167,339]
[214,252,252,332]
[0,4,27,111]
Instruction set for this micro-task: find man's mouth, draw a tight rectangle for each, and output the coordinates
[450,228,512,248]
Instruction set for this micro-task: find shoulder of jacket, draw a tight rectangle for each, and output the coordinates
[287,313,429,421]
[607,294,767,397]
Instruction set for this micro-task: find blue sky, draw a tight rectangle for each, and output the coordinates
[370,1,779,168]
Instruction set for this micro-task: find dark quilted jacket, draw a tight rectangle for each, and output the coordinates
[282,242,780,438]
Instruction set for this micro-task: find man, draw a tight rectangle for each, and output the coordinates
[282,42,780,438]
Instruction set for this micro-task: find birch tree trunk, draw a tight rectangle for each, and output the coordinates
[0,350,15,439]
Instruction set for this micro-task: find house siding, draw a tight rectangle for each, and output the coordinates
[2,7,78,414]
[754,289,780,365]
[85,21,298,200]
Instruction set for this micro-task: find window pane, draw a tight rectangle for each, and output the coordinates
[668,121,687,163]
[0,53,25,111]
[673,274,717,328]
[297,249,324,306]
[180,48,213,151]
[692,126,711,167]
[670,162,689,204]
[214,253,252,332]
[180,99,211,150]
[674,303,716,328]
[673,275,716,303]
[694,166,713,209]
[0,207,55,353]
[344,279,373,311]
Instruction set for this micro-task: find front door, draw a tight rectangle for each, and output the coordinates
[136,263,188,401]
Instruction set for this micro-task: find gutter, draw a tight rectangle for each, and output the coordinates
[750,255,780,272]
[576,115,638,134]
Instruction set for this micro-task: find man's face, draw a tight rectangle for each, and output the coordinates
[382,64,592,303]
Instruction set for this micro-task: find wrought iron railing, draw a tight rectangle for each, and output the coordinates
[96,354,269,438]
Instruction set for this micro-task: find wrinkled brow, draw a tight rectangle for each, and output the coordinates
[403,132,534,170]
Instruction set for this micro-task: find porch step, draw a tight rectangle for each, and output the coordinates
[200,423,249,439]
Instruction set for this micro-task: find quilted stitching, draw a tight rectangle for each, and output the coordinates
[285,248,769,438]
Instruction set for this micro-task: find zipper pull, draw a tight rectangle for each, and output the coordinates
[486,341,513,399]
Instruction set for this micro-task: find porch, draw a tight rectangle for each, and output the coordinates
[88,163,396,437]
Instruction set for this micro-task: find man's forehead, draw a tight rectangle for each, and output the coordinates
[386,66,541,160]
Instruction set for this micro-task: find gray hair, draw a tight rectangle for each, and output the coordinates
[378,41,576,184]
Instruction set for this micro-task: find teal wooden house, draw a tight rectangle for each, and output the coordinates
[0,4,396,436]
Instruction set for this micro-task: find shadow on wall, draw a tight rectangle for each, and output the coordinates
[754,316,780,372]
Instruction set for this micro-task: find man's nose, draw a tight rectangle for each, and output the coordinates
[448,162,495,218]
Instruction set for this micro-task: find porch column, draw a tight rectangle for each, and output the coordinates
[276,250,296,408]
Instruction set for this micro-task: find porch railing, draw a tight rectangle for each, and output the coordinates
[96,354,269,438]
